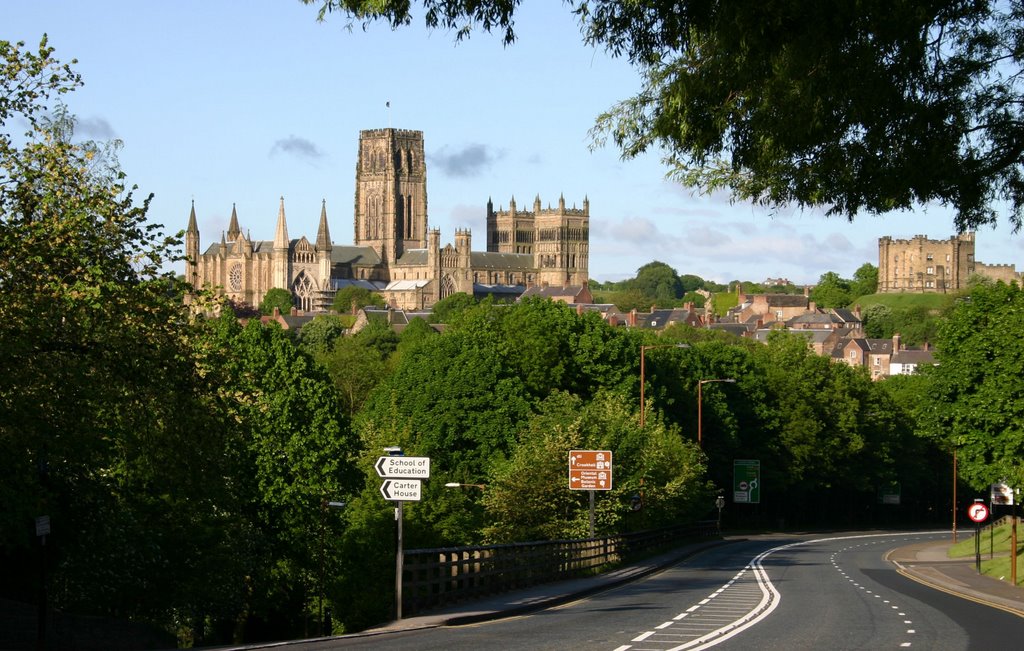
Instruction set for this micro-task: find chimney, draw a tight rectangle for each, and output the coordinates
[273,307,280,317]
[854,304,862,319]
[629,309,637,327]
[893,333,902,350]
[290,306,298,316]
[576,303,584,316]
[809,301,816,312]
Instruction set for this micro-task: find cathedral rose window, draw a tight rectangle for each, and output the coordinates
[229,263,242,292]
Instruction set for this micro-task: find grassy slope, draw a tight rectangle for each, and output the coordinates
[949,521,1024,587]
[850,293,956,311]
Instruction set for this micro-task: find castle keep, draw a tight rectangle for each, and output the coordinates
[185,128,590,311]
[877,233,1021,293]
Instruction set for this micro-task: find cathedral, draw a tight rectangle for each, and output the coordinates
[185,128,590,311]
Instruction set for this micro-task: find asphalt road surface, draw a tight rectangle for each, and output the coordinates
[287,532,1024,650]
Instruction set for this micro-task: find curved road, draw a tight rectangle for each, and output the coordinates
[298,532,1024,650]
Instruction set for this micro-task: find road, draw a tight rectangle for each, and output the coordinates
[289,532,1024,650]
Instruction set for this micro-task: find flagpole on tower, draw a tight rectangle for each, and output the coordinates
[386,100,391,128]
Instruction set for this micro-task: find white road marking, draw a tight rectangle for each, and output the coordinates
[617,531,945,650]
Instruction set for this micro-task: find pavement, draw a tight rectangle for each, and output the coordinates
[357,532,1024,637]
[887,536,1024,616]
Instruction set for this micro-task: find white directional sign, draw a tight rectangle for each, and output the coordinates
[375,456,431,479]
[380,479,422,502]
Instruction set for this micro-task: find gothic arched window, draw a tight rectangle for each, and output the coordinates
[292,272,314,312]
[440,274,457,300]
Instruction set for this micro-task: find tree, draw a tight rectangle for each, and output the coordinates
[927,282,1024,490]
[482,391,711,542]
[0,38,243,637]
[305,1,1024,231]
[861,304,895,339]
[809,271,852,308]
[679,273,705,293]
[632,260,682,304]
[321,335,389,416]
[428,291,477,324]
[850,263,879,299]
[259,287,293,315]
[195,315,360,640]
[332,285,384,314]
[298,314,349,356]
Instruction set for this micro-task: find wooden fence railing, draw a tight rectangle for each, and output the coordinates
[402,521,718,615]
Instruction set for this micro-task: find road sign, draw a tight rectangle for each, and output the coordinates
[968,502,989,523]
[569,450,613,491]
[733,459,761,504]
[380,479,422,501]
[991,482,1014,506]
[375,456,431,479]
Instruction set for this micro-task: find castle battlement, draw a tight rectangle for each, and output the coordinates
[359,127,424,139]
[878,233,970,247]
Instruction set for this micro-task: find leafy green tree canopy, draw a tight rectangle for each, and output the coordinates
[429,291,477,323]
[809,271,852,309]
[305,1,1024,231]
[928,281,1024,489]
[632,260,682,304]
[332,285,385,313]
[851,263,879,299]
[259,287,293,315]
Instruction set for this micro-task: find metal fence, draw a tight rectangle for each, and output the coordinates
[402,521,718,615]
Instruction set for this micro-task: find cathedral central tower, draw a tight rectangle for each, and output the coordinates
[354,128,428,264]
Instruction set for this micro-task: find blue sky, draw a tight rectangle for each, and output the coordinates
[8,1,1024,285]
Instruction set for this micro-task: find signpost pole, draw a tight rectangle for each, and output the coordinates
[589,490,595,538]
[1013,503,1018,586]
[975,520,981,573]
[395,501,403,620]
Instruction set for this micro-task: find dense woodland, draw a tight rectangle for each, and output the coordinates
[4,38,1024,645]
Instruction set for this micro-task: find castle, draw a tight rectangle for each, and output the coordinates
[877,232,1020,293]
[185,128,590,311]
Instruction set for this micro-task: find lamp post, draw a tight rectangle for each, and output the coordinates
[318,499,346,636]
[697,378,736,447]
[639,343,689,428]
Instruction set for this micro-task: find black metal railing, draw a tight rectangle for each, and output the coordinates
[402,521,718,615]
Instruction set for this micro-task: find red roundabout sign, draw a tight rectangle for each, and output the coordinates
[967,502,989,523]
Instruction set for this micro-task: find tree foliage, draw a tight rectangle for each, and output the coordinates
[632,260,682,304]
[332,285,385,313]
[306,1,1024,231]
[927,281,1024,489]
[259,287,294,315]
[851,263,879,298]
[809,271,852,308]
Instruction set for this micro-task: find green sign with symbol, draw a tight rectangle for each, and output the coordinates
[733,459,760,504]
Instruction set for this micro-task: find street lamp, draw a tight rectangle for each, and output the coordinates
[639,343,689,428]
[697,378,736,447]
[319,498,346,636]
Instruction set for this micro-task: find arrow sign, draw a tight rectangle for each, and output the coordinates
[375,456,431,479]
[968,502,989,523]
[568,450,613,491]
[380,479,422,502]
